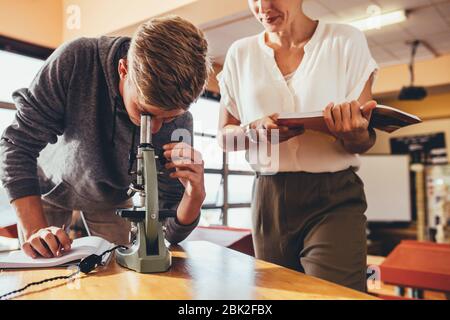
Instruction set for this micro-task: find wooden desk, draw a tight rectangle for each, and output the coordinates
[185,226,254,256]
[0,241,376,300]
[380,241,450,295]
[367,254,448,300]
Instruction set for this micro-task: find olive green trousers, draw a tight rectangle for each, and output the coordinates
[252,168,368,292]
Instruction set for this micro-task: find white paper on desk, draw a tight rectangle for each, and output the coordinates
[0,236,113,269]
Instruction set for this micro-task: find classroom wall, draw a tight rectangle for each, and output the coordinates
[379,92,450,120]
[62,0,198,41]
[373,54,450,97]
[0,0,63,48]
[105,0,249,39]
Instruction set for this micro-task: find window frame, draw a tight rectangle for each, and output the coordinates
[195,92,254,226]
[0,35,53,60]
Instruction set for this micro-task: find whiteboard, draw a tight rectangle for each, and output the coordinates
[356,155,412,222]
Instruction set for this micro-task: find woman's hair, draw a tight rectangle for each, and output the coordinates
[127,15,211,110]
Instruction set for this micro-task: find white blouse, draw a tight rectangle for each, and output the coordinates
[218,21,378,173]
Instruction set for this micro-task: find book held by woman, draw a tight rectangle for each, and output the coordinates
[277,105,421,134]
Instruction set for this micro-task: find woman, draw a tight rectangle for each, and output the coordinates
[218,0,378,292]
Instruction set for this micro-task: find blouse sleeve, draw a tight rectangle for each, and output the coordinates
[344,27,379,101]
[216,50,241,121]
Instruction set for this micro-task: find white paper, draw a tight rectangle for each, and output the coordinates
[0,236,113,269]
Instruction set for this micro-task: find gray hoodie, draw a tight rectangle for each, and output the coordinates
[0,36,199,244]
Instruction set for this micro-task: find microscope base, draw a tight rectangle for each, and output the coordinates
[115,223,171,273]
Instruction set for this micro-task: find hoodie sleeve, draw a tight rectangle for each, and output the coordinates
[157,111,200,244]
[0,39,82,202]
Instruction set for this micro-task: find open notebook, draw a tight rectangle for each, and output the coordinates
[0,236,114,269]
[277,104,422,134]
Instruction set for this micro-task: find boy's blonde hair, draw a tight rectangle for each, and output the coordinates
[128,15,211,110]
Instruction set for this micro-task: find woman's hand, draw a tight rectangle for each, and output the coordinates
[163,142,205,225]
[248,113,304,144]
[323,100,377,153]
[22,226,72,259]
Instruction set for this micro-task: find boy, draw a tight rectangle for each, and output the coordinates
[0,16,210,258]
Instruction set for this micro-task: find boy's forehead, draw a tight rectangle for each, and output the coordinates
[132,87,185,118]
[140,101,186,118]
[130,83,185,118]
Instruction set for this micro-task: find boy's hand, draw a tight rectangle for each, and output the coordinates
[163,142,206,201]
[22,226,72,259]
[163,142,206,225]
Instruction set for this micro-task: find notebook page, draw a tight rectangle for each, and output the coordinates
[0,236,113,269]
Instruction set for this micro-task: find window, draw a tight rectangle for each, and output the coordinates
[227,175,254,204]
[227,208,252,229]
[228,150,253,171]
[195,135,223,170]
[190,94,254,229]
[0,108,17,133]
[0,50,44,103]
[190,96,220,136]
[0,108,17,227]
[203,173,223,206]
[0,36,49,228]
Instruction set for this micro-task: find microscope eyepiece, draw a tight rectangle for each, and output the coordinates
[140,115,152,144]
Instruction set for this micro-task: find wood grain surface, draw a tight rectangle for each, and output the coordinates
[0,241,377,300]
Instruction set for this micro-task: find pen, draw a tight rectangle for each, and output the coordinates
[56,224,66,257]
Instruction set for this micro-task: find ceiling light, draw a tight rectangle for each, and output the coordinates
[349,10,407,31]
